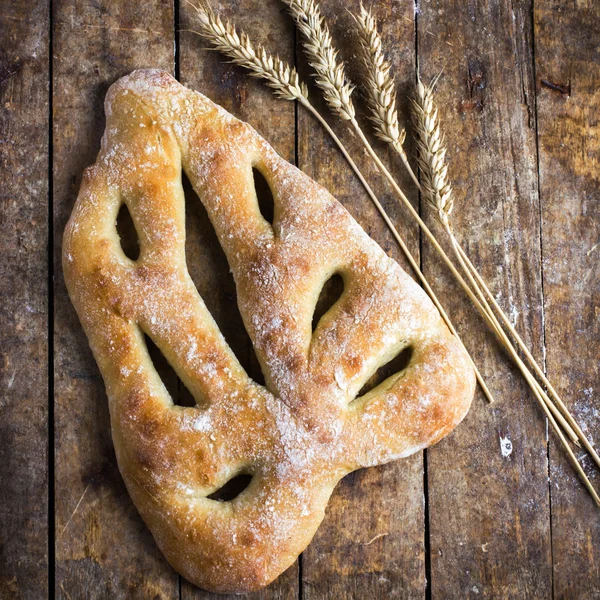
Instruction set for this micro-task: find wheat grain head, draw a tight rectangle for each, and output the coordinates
[186,0,308,102]
[281,0,355,120]
[412,78,454,230]
[352,4,406,157]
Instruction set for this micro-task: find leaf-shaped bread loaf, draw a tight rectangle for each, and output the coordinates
[63,69,475,594]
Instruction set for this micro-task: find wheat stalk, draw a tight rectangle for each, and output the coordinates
[185,0,308,102]
[352,5,406,158]
[411,77,600,481]
[281,0,355,120]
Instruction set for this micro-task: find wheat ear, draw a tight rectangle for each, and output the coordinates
[411,79,454,231]
[352,5,407,159]
[185,0,308,102]
[411,78,600,482]
[281,0,355,120]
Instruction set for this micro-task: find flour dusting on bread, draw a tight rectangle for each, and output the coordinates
[63,69,475,593]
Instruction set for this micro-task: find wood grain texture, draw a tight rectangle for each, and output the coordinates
[52,1,178,598]
[418,0,552,597]
[179,1,298,598]
[0,1,49,598]
[295,1,426,597]
[0,0,598,596]
[534,0,600,596]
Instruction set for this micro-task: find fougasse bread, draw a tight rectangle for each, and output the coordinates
[63,69,475,594]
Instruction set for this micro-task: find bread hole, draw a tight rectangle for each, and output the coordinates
[253,167,275,225]
[178,383,196,408]
[144,334,196,407]
[183,171,266,387]
[312,273,344,332]
[207,473,252,502]
[355,346,414,398]
[116,203,140,260]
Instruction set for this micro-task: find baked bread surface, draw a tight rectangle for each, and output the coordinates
[63,69,475,593]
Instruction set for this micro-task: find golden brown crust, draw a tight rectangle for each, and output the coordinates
[63,69,475,593]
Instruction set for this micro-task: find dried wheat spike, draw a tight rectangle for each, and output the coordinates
[63,70,475,593]
[412,79,454,229]
[353,4,407,155]
[188,0,308,102]
[282,0,356,120]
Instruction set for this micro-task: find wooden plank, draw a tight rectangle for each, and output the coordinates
[534,0,600,595]
[0,1,49,598]
[417,1,553,597]
[178,0,298,597]
[296,2,427,597]
[52,1,178,597]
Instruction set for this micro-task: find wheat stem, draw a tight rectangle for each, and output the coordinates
[448,236,580,444]
[535,384,600,507]
[447,235,598,501]
[456,242,600,466]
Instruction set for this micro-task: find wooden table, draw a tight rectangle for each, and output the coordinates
[2,0,599,597]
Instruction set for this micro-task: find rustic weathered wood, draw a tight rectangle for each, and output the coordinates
[52,1,178,598]
[0,0,596,595]
[418,1,553,597]
[534,0,600,595]
[0,1,49,598]
[296,1,427,597]
[179,0,299,597]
